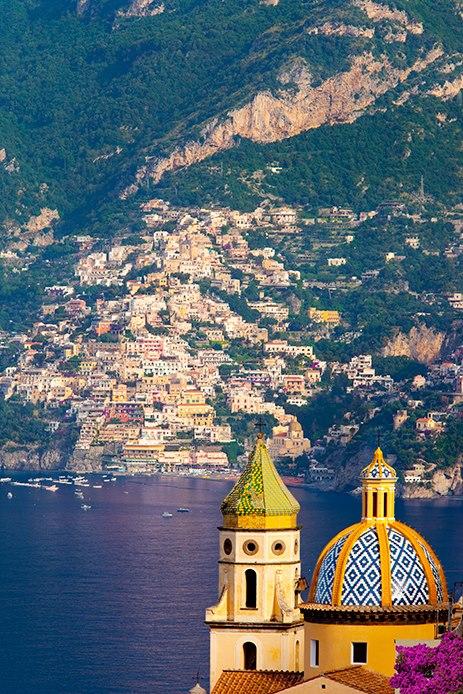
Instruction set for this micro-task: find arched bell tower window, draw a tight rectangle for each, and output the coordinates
[245,569,257,608]
[243,641,257,670]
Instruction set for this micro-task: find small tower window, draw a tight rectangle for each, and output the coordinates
[372,491,378,517]
[295,640,300,671]
[272,540,285,555]
[243,540,259,556]
[310,639,319,667]
[384,493,389,518]
[223,538,232,555]
[245,569,257,608]
[243,641,257,670]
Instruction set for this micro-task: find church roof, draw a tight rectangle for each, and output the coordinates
[212,669,304,694]
[308,447,447,609]
[212,667,392,693]
[361,447,397,480]
[310,666,394,694]
[221,434,300,529]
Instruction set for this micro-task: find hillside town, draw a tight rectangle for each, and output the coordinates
[1,198,463,494]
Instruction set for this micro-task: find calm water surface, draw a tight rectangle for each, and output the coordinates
[0,476,462,693]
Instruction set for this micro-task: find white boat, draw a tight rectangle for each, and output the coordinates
[75,491,84,499]
[177,508,190,513]
[162,511,173,518]
[93,485,102,489]
[43,484,59,492]
[7,492,13,499]
[81,504,92,511]
[11,481,40,488]
[0,477,12,483]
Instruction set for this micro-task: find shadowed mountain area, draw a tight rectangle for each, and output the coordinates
[0,0,461,233]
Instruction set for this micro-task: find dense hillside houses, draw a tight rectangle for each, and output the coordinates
[0,196,462,495]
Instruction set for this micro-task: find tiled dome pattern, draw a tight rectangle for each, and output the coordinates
[315,533,349,604]
[221,436,300,519]
[313,524,445,608]
[388,528,428,605]
[341,528,382,606]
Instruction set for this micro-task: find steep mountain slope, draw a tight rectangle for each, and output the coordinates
[0,0,461,233]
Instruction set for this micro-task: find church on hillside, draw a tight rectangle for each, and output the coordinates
[190,434,458,694]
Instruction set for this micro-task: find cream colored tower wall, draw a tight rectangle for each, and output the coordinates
[303,621,436,678]
[207,526,304,690]
[217,528,301,622]
[210,625,304,691]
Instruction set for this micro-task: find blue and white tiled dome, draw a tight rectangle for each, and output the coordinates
[311,522,445,608]
[309,448,448,609]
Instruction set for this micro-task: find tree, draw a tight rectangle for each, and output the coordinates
[390,632,463,694]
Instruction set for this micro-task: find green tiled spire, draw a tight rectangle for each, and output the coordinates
[221,434,300,523]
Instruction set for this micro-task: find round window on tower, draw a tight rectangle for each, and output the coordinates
[272,540,286,555]
[243,540,259,556]
[223,538,233,556]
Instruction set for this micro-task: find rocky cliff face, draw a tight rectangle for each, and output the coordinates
[117,0,165,19]
[68,446,105,472]
[402,461,463,498]
[313,444,463,499]
[382,324,445,364]
[0,433,72,472]
[136,46,445,187]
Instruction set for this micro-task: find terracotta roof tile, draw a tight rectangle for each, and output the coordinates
[212,670,304,694]
[323,666,394,693]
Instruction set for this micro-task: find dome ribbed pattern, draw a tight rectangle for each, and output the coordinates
[310,519,447,608]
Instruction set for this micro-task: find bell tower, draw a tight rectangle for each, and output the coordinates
[206,434,305,690]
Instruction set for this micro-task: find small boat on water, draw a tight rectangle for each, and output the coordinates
[0,477,12,483]
[75,491,84,499]
[12,481,40,488]
[162,511,173,518]
[176,508,190,513]
[93,485,102,489]
[7,492,13,499]
[43,485,59,492]
[81,504,92,511]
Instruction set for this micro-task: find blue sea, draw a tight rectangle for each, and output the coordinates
[0,476,461,693]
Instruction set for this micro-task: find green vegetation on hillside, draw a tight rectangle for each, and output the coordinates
[0,0,461,230]
[0,400,49,446]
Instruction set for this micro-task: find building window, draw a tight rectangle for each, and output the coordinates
[352,642,368,664]
[295,640,300,671]
[243,641,257,670]
[223,538,232,555]
[310,639,319,667]
[272,540,286,555]
[243,540,259,556]
[384,493,389,518]
[245,569,257,608]
[372,491,378,517]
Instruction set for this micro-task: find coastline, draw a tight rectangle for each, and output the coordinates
[2,468,463,501]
